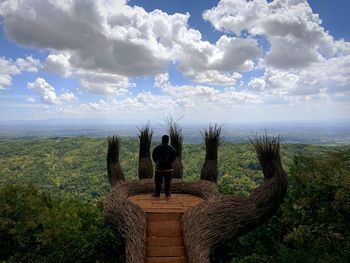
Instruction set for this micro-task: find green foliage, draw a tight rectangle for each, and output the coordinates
[216,148,350,263]
[0,137,349,262]
[0,137,340,199]
[0,184,124,263]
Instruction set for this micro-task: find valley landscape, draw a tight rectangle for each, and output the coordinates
[1,0,349,262]
[0,124,349,262]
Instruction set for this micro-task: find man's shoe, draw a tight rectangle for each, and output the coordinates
[166,195,171,202]
[151,193,160,198]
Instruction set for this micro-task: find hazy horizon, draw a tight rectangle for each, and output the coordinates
[1,119,349,145]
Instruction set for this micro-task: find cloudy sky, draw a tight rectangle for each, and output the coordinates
[0,0,349,124]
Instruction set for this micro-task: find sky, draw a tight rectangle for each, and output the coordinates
[0,0,349,124]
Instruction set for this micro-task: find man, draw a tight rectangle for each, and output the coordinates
[152,135,176,199]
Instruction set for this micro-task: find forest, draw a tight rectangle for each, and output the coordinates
[0,137,349,262]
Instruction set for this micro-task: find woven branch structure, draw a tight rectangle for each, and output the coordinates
[182,135,288,263]
[107,135,124,187]
[167,118,184,179]
[137,125,154,180]
[104,179,219,263]
[200,124,223,183]
[103,131,288,263]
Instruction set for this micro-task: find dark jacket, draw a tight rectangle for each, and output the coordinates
[152,143,176,171]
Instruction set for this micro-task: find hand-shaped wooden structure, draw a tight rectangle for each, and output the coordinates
[103,124,288,263]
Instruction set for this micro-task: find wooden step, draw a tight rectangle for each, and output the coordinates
[147,213,182,222]
[144,208,187,213]
[147,221,182,237]
[147,237,183,247]
[128,193,203,213]
[146,256,186,263]
[146,246,185,257]
[128,194,205,263]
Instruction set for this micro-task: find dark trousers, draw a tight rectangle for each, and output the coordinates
[154,170,172,196]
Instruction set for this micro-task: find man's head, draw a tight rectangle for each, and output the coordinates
[162,135,169,144]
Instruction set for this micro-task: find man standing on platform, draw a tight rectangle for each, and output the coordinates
[152,135,176,200]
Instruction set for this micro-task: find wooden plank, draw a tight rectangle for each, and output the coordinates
[147,213,182,222]
[134,201,199,206]
[147,221,182,237]
[147,237,183,247]
[147,246,185,257]
[148,204,185,209]
[127,194,205,263]
[129,194,203,202]
[143,208,186,213]
[146,257,186,263]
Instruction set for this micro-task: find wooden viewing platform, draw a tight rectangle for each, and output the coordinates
[128,193,204,263]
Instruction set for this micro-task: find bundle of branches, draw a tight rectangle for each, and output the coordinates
[104,179,220,263]
[249,134,282,179]
[182,135,287,263]
[107,135,124,186]
[138,125,154,179]
[167,118,184,178]
[104,133,287,263]
[200,123,223,183]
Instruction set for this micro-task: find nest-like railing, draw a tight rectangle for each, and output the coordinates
[103,126,288,263]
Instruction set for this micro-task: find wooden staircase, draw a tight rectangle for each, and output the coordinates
[128,194,204,263]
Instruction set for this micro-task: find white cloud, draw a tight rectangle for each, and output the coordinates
[155,73,262,108]
[44,53,72,77]
[81,92,178,113]
[1,0,349,119]
[289,55,350,96]
[15,56,41,72]
[203,0,350,69]
[0,74,12,90]
[27,78,58,104]
[27,78,78,105]
[176,35,261,85]
[263,34,321,68]
[186,70,242,86]
[59,92,78,103]
[0,0,171,76]
[1,0,262,87]
[44,52,134,95]
[77,71,133,96]
[248,78,266,90]
[0,56,41,89]
[26,97,36,103]
[248,54,350,104]
[55,73,262,118]
[202,0,350,104]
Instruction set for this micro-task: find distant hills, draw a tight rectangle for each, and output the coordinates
[0,120,349,144]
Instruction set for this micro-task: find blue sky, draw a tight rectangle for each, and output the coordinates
[0,0,349,124]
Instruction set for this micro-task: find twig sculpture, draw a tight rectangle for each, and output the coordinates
[107,135,124,187]
[182,134,288,263]
[103,126,288,263]
[167,118,184,179]
[200,124,222,183]
[137,125,154,180]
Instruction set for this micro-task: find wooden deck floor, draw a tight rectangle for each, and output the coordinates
[128,194,204,263]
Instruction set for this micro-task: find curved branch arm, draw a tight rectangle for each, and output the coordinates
[182,136,288,263]
[200,124,223,183]
[103,182,146,263]
[166,117,184,178]
[107,135,124,186]
[103,179,220,263]
[138,125,154,179]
